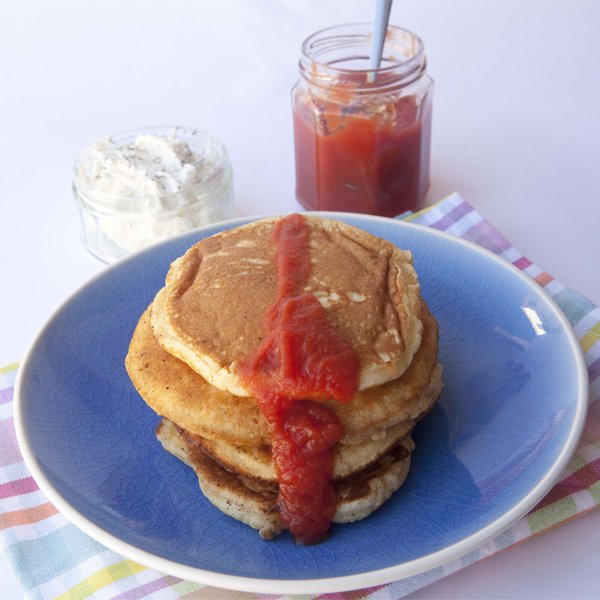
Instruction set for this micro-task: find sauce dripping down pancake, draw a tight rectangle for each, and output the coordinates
[238,214,360,544]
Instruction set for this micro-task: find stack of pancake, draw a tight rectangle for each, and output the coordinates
[125,215,442,540]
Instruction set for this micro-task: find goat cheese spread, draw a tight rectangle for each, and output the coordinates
[75,128,233,261]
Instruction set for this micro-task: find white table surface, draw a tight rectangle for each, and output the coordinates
[1,1,599,598]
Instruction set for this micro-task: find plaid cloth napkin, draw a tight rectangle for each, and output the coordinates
[1,192,599,600]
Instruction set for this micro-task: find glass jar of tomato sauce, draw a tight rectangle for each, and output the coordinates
[292,24,433,217]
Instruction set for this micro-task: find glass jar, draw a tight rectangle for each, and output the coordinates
[73,126,234,263]
[292,24,433,217]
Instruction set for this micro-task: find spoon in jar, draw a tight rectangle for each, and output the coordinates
[368,0,393,82]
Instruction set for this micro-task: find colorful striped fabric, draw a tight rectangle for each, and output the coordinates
[1,193,599,599]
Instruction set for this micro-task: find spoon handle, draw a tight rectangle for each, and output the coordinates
[370,0,393,72]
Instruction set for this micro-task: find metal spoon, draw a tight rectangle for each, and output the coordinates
[369,0,393,82]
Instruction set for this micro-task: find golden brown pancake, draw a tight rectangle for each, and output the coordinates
[125,215,443,540]
[157,418,414,540]
[126,303,441,446]
[183,419,416,482]
[150,216,423,397]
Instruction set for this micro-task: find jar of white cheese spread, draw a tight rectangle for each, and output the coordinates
[73,126,234,263]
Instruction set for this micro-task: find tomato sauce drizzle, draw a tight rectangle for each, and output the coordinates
[238,214,360,544]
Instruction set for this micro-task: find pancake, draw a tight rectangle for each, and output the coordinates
[150,216,423,397]
[157,418,414,540]
[127,304,441,446]
[125,214,443,542]
[183,419,416,482]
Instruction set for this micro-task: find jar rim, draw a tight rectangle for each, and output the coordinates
[72,125,232,206]
[299,23,426,92]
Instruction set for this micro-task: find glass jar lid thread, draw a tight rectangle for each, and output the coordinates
[299,23,427,93]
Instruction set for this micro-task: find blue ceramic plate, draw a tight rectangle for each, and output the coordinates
[15,213,588,594]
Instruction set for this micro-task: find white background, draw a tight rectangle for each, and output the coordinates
[1,1,600,598]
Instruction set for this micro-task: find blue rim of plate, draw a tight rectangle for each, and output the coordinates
[14,211,588,595]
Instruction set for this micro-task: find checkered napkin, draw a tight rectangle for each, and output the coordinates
[1,192,599,600]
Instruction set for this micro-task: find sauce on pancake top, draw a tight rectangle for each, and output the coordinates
[238,213,360,544]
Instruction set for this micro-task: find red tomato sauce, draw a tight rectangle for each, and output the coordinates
[294,94,432,217]
[238,214,360,544]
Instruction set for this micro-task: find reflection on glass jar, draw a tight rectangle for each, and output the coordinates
[292,24,433,217]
